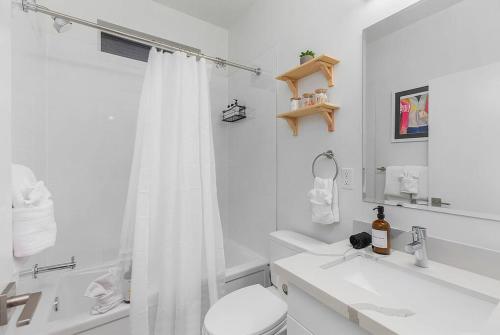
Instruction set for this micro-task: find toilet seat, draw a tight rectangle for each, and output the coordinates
[204,285,287,335]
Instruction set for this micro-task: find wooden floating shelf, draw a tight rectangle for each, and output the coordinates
[277,103,340,136]
[276,55,340,98]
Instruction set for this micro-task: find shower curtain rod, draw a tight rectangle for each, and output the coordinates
[21,0,261,75]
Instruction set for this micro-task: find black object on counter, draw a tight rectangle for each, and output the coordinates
[349,232,372,249]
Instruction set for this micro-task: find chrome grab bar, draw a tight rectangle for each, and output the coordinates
[20,256,77,279]
[33,256,76,279]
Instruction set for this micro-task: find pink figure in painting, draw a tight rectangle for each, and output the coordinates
[399,98,411,135]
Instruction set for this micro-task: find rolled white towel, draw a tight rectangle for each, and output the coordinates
[13,200,57,257]
[12,164,37,208]
[12,164,52,209]
[400,172,419,195]
[25,181,51,207]
[85,268,123,315]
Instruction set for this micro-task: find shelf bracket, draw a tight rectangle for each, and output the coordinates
[285,78,299,99]
[321,110,335,132]
[284,117,299,136]
[319,62,334,87]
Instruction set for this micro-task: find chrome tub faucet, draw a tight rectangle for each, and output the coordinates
[405,226,429,268]
[0,282,41,327]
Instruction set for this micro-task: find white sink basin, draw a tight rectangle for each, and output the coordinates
[320,254,498,335]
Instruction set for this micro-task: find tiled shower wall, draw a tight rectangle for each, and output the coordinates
[10,0,230,270]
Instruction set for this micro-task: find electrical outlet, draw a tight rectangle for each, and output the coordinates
[341,168,354,189]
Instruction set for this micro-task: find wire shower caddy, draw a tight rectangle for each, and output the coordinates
[222,99,246,122]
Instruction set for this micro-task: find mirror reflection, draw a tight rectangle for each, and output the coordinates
[363,0,500,217]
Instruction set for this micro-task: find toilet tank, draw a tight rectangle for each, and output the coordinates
[268,231,326,292]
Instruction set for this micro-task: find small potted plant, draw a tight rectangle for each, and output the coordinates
[300,50,315,64]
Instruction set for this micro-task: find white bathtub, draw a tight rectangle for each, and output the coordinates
[8,241,268,335]
[224,239,270,293]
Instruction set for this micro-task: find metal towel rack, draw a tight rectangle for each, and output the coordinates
[312,150,339,181]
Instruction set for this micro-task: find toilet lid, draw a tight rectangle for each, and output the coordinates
[204,285,287,335]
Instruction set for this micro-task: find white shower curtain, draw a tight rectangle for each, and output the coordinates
[119,49,226,335]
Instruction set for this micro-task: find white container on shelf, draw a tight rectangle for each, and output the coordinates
[290,97,302,111]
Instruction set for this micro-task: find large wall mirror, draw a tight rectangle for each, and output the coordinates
[363,0,500,219]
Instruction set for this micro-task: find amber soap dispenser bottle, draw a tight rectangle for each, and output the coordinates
[372,206,391,255]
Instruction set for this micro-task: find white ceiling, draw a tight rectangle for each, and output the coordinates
[153,0,256,29]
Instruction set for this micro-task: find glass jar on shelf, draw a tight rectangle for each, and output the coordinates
[302,93,314,106]
[314,88,328,104]
[290,97,302,111]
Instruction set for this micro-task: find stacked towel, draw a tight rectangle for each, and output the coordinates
[384,165,428,200]
[84,268,124,315]
[12,164,56,258]
[307,177,340,224]
[400,172,419,195]
[13,200,57,257]
[384,166,404,197]
[405,166,428,200]
[12,165,51,208]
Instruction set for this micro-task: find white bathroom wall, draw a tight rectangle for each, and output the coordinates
[11,0,230,270]
[226,48,277,257]
[11,9,47,185]
[429,62,500,215]
[0,0,14,285]
[228,0,500,252]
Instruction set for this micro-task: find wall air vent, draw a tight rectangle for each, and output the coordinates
[98,20,201,62]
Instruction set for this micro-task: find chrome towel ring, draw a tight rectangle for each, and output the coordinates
[312,150,339,181]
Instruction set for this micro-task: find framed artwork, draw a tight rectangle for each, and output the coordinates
[392,86,429,142]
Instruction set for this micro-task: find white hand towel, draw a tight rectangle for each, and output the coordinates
[331,181,340,223]
[308,177,339,224]
[384,166,404,197]
[12,200,57,257]
[403,165,428,200]
[85,268,123,315]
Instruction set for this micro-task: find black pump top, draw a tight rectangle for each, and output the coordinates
[373,206,385,220]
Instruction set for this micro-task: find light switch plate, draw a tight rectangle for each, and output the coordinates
[341,168,353,189]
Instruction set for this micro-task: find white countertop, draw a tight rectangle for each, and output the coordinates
[273,240,500,335]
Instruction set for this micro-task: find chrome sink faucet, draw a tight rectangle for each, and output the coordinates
[405,226,429,268]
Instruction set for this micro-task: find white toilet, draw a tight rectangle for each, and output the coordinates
[203,230,326,335]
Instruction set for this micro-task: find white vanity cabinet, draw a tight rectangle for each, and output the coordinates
[287,284,369,335]
[287,315,313,335]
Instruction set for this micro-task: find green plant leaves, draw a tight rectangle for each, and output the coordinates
[300,50,315,57]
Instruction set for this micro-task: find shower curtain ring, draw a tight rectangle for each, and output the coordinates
[215,57,227,69]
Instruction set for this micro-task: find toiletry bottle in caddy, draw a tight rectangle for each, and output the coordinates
[123,265,132,303]
[372,206,391,255]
